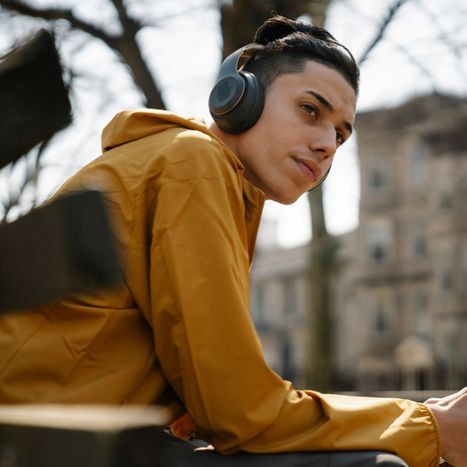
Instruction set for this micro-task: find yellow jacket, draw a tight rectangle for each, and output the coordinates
[0,110,440,465]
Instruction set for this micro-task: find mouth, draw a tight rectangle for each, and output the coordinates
[292,156,322,182]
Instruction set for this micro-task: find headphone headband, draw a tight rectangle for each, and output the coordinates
[216,44,265,82]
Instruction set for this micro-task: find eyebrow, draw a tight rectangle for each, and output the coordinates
[306,90,354,136]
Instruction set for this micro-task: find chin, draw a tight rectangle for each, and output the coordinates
[268,191,301,205]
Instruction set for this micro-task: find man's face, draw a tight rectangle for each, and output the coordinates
[235,60,357,204]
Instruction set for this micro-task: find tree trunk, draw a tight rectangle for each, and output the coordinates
[306,185,338,391]
[305,0,409,392]
[305,1,336,392]
[306,0,332,28]
[220,0,320,57]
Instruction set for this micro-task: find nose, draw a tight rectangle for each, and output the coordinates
[308,125,337,161]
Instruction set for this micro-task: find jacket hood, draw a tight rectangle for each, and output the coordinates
[101,109,213,152]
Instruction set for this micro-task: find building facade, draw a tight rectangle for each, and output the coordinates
[250,231,310,388]
[250,94,467,392]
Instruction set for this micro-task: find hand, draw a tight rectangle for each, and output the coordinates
[425,388,467,467]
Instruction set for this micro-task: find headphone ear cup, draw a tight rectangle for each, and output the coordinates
[233,71,264,133]
[209,75,246,120]
[209,71,264,134]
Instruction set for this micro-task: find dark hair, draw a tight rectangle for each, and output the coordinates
[245,16,360,95]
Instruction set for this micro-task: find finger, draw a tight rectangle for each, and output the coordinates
[424,398,441,405]
[428,388,467,407]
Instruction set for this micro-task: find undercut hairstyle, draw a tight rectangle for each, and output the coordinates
[245,16,360,95]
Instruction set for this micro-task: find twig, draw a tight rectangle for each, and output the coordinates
[358,0,411,65]
[0,0,119,48]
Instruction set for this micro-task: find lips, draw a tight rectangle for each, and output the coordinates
[293,156,322,182]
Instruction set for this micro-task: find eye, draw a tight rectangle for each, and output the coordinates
[336,131,345,146]
[301,103,318,119]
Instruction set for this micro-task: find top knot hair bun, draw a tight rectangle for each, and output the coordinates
[253,15,338,45]
[254,16,297,44]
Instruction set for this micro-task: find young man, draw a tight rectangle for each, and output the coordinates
[0,15,465,467]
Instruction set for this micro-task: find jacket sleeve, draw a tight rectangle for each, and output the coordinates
[148,142,440,467]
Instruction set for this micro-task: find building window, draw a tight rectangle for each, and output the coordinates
[413,290,429,336]
[415,291,428,310]
[366,220,393,265]
[369,290,396,338]
[251,284,265,323]
[412,224,427,258]
[438,192,452,210]
[371,245,387,263]
[414,234,427,257]
[284,278,297,315]
[374,304,391,336]
[281,337,295,381]
[368,168,385,190]
[440,269,453,293]
[375,310,388,334]
[436,174,452,211]
[409,141,427,186]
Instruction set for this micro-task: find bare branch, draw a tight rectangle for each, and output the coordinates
[358,0,411,65]
[0,138,50,221]
[416,0,463,60]
[0,0,118,48]
[30,138,50,208]
[110,0,142,34]
[0,0,165,108]
[392,41,438,89]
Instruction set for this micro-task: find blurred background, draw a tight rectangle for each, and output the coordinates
[1,0,466,396]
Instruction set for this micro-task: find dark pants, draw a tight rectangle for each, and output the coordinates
[154,431,409,467]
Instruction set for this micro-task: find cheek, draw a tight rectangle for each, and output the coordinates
[272,113,299,140]
[254,119,295,159]
[324,154,336,169]
[256,98,297,138]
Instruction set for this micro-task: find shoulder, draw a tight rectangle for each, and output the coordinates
[160,128,243,186]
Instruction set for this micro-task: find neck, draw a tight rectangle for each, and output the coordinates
[209,122,239,157]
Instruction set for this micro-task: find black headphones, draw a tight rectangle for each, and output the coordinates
[209,44,265,134]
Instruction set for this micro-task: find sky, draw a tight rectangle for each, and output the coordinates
[1,0,467,247]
